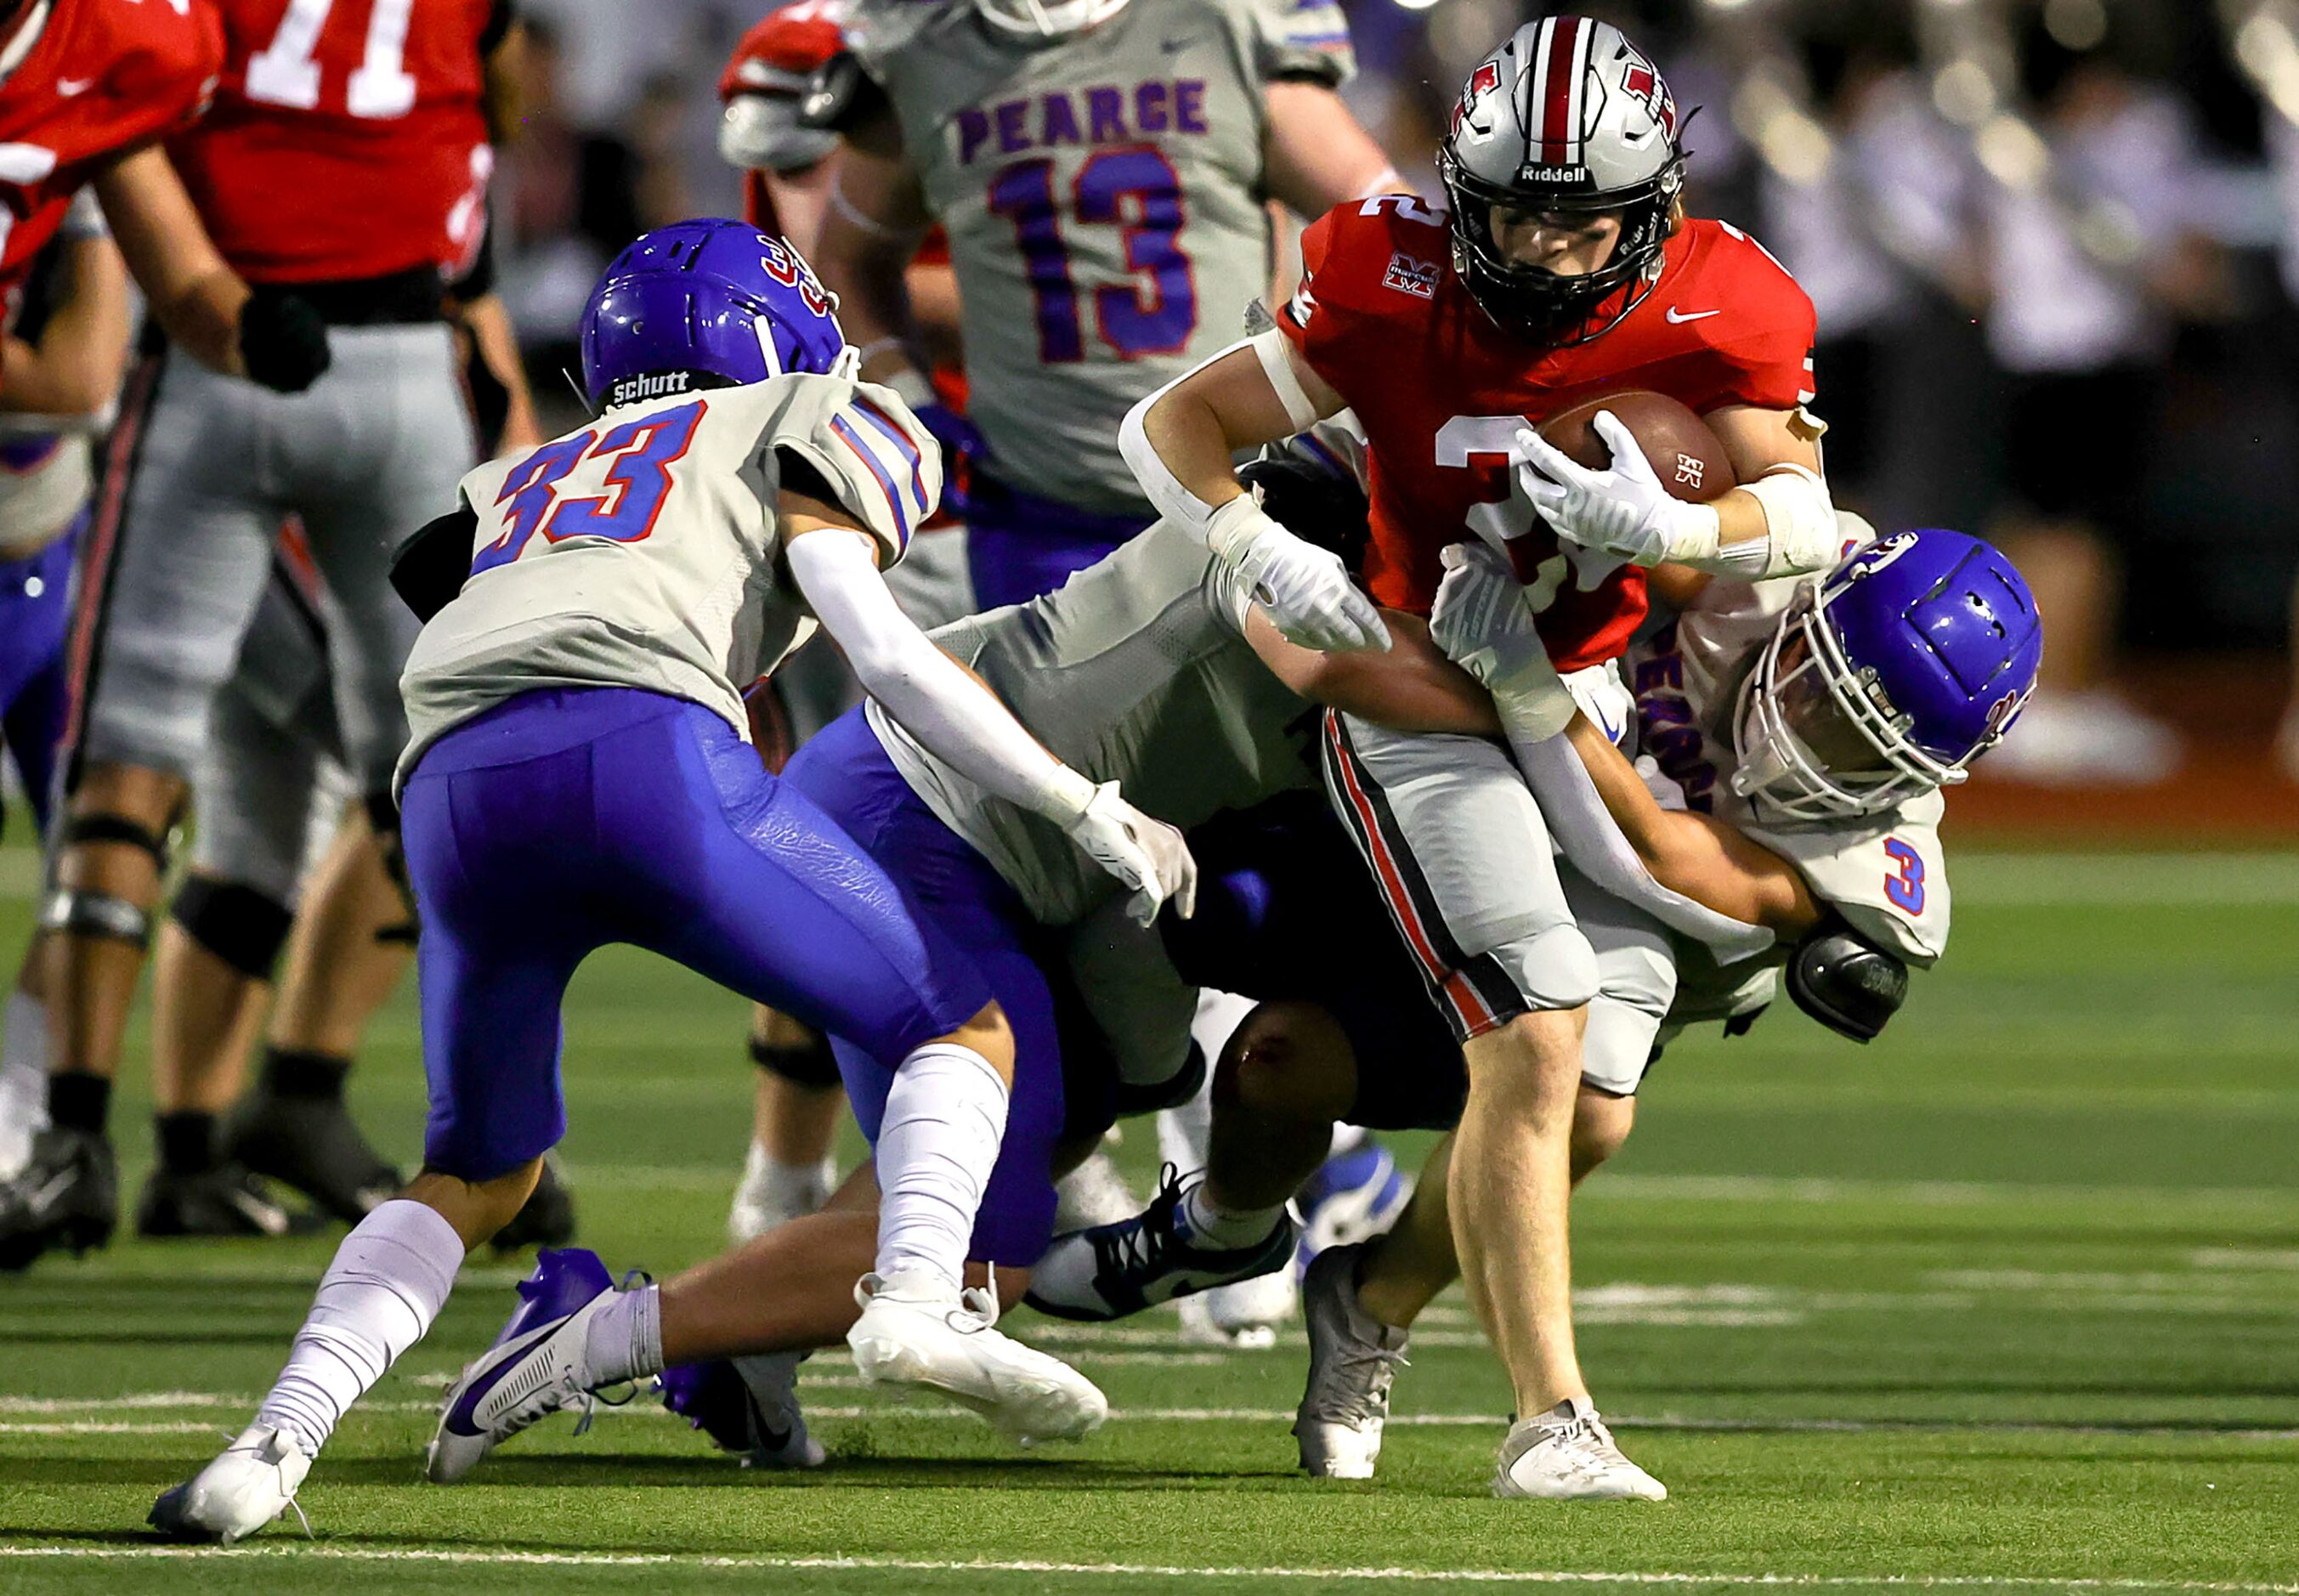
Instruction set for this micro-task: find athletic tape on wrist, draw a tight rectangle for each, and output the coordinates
[1742,463,1838,579]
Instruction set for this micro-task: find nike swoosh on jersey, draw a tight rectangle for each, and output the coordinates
[1665,308,1722,324]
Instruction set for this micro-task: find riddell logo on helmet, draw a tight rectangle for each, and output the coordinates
[1518,164,1589,184]
[610,371,696,406]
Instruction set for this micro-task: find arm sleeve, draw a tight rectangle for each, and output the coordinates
[786,529,1094,825]
[389,502,480,622]
[1249,0,1355,86]
[1505,729,1776,963]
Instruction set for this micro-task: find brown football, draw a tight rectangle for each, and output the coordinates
[1537,389,1736,504]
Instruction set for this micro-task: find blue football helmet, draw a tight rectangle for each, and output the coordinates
[1734,529,2043,820]
[580,218,850,408]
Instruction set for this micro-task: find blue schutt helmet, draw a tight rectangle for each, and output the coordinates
[1734,529,2043,820]
[580,218,849,408]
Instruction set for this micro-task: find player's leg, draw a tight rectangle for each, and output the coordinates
[1,356,282,1270]
[1321,710,1664,1499]
[154,694,617,1542]
[728,1008,845,1242]
[962,478,1146,611]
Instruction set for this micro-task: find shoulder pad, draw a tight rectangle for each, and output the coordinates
[762,373,943,565]
[1786,922,1908,1044]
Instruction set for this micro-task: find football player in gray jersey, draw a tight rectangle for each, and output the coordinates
[814,0,1399,610]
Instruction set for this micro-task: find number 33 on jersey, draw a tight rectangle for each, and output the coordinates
[169,0,511,284]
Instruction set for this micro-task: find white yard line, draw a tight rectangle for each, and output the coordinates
[0,1545,2292,1592]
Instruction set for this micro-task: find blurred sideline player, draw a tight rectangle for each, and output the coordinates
[814,0,1416,1320]
[0,195,131,1181]
[1122,16,1842,1496]
[715,0,980,1243]
[1,0,519,1270]
[150,221,1194,1541]
[1263,526,2040,1486]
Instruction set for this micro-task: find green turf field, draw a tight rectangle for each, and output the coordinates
[2,844,2296,1593]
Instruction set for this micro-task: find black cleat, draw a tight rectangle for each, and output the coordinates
[133,1164,319,1240]
[0,1128,118,1271]
[222,1089,402,1225]
[490,1155,577,1254]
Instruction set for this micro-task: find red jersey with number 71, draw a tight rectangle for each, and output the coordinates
[1277,197,1817,672]
[167,0,503,285]
[0,0,224,302]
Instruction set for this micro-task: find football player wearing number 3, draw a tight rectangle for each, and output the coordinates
[0,0,524,1271]
[1123,18,1842,1498]
[813,0,1401,612]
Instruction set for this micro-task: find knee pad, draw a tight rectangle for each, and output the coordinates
[749,1031,842,1089]
[1484,923,1599,1015]
[364,790,421,946]
[40,887,155,947]
[61,810,172,872]
[171,875,295,981]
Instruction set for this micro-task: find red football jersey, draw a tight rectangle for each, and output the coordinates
[167,0,501,284]
[0,0,224,301]
[1279,197,1817,671]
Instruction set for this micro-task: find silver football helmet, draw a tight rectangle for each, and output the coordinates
[1439,15,1687,343]
[971,0,1130,41]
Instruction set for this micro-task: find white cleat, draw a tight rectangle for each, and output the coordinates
[847,1271,1107,1443]
[727,1146,836,1245]
[149,1422,312,1544]
[428,1248,630,1484]
[1294,1243,1407,1478]
[1492,1398,1668,1501]
[1178,1265,1296,1349]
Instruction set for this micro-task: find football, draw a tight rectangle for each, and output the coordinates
[1537,388,1737,504]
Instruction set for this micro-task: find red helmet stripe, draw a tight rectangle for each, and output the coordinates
[1539,16,1584,166]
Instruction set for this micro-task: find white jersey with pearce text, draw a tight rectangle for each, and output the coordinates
[398,371,941,784]
[1627,561,1951,1024]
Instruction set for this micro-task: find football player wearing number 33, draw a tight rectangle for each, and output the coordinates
[1123,16,1843,1499]
[150,222,1198,1542]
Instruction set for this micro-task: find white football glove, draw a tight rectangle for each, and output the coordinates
[1514,413,1722,588]
[1206,493,1390,654]
[1063,783,1199,927]
[1429,542,1577,742]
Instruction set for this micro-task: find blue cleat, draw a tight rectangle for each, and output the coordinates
[427,1247,637,1483]
[1025,1168,1297,1322]
[659,1354,826,1470]
[1294,1140,1411,1278]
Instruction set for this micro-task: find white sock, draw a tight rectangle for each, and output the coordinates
[582,1282,663,1387]
[872,1043,1007,1289]
[255,1199,463,1455]
[1328,1122,1369,1159]
[1157,988,1250,1180]
[0,992,50,1177]
[1181,1180,1286,1250]
[746,1144,837,1209]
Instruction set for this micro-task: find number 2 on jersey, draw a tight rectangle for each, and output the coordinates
[988,149,1197,363]
[473,401,706,575]
[247,0,419,120]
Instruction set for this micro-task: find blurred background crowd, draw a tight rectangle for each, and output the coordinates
[497,0,2299,804]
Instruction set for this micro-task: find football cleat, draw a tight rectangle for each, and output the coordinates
[1294,1243,1409,1478]
[1492,1398,1668,1501]
[726,1146,836,1245]
[0,1127,116,1271]
[1176,1269,1294,1350]
[658,1354,825,1469]
[223,1088,401,1225]
[428,1247,634,1483]
[1024,1169,1297,1322]
[847,1270,1107,1443]
[1294,1140,1411,1278]
[149,1421,312,1544]
[489,1155,577,1254]
[1050,1146,1137,1233]
[133,1163,313,1240]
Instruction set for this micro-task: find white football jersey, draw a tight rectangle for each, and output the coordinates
[399,371,940,784]
[1627,555,1952,1027]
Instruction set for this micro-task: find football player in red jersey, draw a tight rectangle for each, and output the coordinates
[1121,17,1842,1499]
[0,0,530,1271]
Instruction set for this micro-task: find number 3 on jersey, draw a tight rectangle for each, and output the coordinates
[473,401,706,575]
[989,149,1196,363]
[1883,837,1926,914]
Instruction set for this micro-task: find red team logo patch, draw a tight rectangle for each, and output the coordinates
[1621,55,1678,139]
[1451,59,1503,136]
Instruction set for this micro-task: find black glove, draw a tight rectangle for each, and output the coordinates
[238,291,331,393]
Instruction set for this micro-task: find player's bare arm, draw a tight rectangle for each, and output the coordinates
[459,294,541,452]
[781,489,1197,925]
[811,110,932,390]
[1260,80,1403,215]
[92,147,328,393]
[1246,609,1494,737]
[0,225,129,422]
